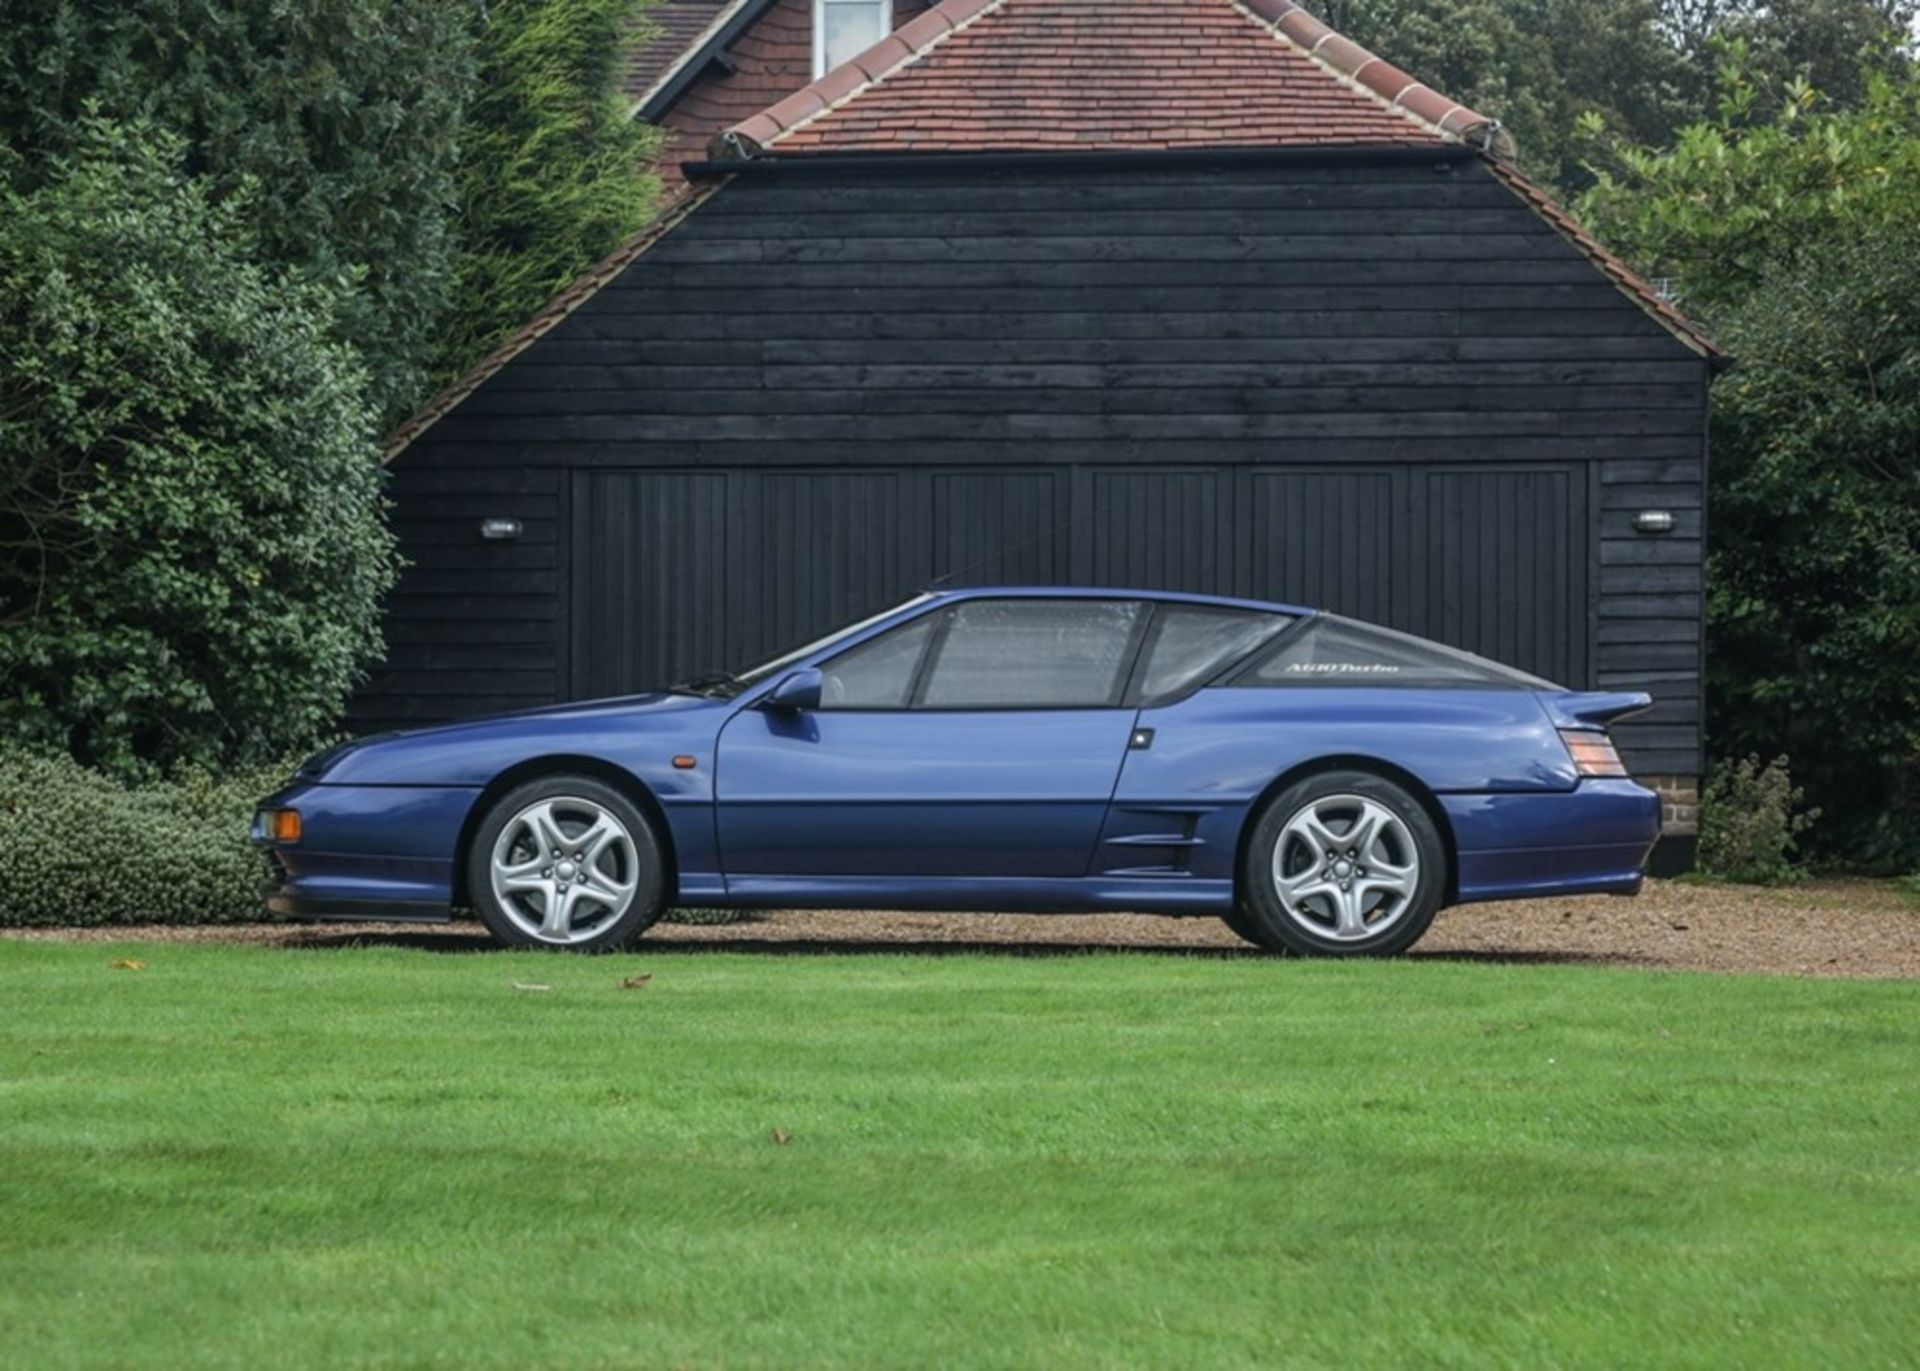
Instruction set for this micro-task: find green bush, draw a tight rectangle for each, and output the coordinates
[1698,754,1820,885]
[0,751,283,927]
[0,0,474,423]
[0,117,398,779]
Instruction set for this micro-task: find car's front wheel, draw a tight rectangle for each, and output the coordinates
[1237,770,1446,957]
[467,775,665,952]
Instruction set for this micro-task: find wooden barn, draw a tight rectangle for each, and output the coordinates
[364,0,1724,870]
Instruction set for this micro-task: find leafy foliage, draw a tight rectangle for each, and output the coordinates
[0,119,398,777]
[1657,0,1918,112]
[0,0,474,424]
[440,0,661,380]
[1323,0,1913,189]
[1698,755,1820,883]
[0,2,660,789]
[1324,0,1689,188]
[0,751,285,926]
[1579,66,1920,864]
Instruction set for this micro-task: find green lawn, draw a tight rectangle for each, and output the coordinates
[2,940,1916,1369]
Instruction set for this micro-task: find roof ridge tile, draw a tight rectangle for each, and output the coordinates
[1485,159,1722,361]
[1237,0,1512,158]
[713,0,1005,159]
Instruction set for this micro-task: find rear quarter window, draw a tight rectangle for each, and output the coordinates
[1236,616,1558,690]
[1136,606,1291,703]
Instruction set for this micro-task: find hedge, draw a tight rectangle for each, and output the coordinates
[0,751,285,927]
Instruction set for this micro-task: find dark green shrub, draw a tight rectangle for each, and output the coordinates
[1698,754,1820,884]
[0,118,398,778]
[0,0,474,422]
[0,751,283,927]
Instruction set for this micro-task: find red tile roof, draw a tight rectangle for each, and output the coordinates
[712,0,1511,161]
[647,0,815,192]
[632,0,943,192]
[622,0,740,107]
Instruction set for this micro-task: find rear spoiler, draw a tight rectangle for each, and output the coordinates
[1536,691,1653,730]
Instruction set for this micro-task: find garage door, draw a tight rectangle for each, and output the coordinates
[568,465,1588,698]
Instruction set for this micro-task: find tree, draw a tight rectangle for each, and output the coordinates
[1321,0,1913,191]
[1578,67,1920,864]
[0,119,398,777]
[1658,0,1917,112]
[438,0,661,381]
[0,0,474,423]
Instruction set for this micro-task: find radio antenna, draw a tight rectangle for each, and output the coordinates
[925,505,1093,591]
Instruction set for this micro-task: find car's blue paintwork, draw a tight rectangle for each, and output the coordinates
[716,707,1139,877]
[255,586,1661,921]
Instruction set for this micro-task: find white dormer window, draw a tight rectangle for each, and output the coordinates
[815,0,890,77]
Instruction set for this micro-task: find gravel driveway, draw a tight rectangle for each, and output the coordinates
[8,879,1917,979]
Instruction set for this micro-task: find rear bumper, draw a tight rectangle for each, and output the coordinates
[1442,779,1661,903]
[253,780,478,922]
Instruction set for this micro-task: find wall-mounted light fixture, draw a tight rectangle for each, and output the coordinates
[1633,510,1675,535]
[478,517,524,541]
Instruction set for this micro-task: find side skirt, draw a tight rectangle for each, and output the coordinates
[714,874,1235,916]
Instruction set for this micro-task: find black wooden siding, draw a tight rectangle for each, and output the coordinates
[362,159,1707,776]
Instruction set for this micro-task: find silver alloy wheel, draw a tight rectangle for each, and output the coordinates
[489,796,640,946]
[1269,793,1421,943]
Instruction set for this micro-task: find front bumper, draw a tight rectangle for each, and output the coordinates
[252,780,481,922]
[1442,778,1662,903]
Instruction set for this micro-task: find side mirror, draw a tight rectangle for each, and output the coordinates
[764,668,823,713]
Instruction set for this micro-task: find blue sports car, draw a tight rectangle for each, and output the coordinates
[254,587,1659,956]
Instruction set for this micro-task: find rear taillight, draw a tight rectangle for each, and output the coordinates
[1559,729,1627,778]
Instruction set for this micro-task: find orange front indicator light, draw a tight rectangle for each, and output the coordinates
[1559,729,1628,778]
[266,809,303,843]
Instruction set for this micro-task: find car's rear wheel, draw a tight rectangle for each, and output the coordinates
[467,775,665,952]
[1237,770,1446,957]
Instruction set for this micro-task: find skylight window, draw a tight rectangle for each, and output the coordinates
[815,0,890,77]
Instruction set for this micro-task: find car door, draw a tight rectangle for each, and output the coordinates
[715,597,1147,879]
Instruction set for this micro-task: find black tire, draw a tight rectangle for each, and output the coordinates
[1237,769,1447,957]
[466,774,666,953]
[1220,901,1278,950]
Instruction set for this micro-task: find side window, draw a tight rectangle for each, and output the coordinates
[819,615,936,709]
[920,600,1143,708]
[1137,607,1290,702]
[1242,616,1557,689]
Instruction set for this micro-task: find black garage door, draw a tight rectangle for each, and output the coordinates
[568,465,1589,697]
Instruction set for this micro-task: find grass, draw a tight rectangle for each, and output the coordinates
[2,940,1916,1369]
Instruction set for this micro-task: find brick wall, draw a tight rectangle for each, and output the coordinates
[1643,774,1699,836]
